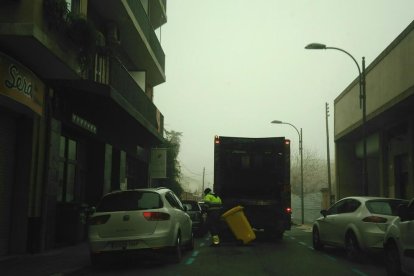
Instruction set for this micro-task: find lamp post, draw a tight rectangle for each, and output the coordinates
[271,120,304,225]
[305,43,368,196]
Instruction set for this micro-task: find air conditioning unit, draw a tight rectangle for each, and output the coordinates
[106,22,120,45]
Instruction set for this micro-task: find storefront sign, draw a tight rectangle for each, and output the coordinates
[0,52,44,115]
[150,148,167,179]
[72,114,97,134]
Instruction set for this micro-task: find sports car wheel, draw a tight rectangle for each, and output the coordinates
[312,226,324,251]
[385,242,402,276]
[170,233,182,264]
[345,232,362,262]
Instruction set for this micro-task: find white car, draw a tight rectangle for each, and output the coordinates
[312,196,408,261]
[384,198,414,276]
[88,187,194,265]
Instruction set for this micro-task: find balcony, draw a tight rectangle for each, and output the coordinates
[89,0,166,86]
[149,0,167,29]
[109,56,164,139]
[59,55,164,143]
[0,0,81,80]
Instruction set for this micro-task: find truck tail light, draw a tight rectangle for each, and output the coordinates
[143,212,170,221]
[285,207,292,214]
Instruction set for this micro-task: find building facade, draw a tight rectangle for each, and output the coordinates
[335,21,414,201]
[0,0,167,256]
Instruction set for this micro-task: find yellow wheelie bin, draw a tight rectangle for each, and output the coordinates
[221,205,256,244]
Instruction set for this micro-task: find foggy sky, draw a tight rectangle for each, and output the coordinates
[154,0,414,192]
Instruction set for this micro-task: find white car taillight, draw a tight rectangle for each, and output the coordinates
[143,212,171,221]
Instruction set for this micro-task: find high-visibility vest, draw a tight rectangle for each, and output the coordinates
[204,193,222,210]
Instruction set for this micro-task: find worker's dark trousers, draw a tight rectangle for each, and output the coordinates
[206,209,221,236]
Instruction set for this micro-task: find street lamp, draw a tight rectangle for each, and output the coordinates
[271,120,304,225]
[305,43,368,196]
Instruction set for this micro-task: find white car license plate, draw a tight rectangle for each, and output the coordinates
[111,240,140,249]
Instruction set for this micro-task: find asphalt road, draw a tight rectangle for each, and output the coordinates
[73,225,388,276]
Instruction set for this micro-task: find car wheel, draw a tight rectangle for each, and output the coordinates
[312,226,324,251]
[385,241,402,276]
[345,232,362,262]
[170,233,182,264]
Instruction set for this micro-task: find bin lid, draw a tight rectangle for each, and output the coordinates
[221,205,244,218]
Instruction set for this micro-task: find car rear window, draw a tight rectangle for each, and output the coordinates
[366,199,408,216]
[97,191,162,212]
[182,201,199,211]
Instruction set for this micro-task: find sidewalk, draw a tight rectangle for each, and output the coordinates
[0,242,90,276]
[291,221,313,232]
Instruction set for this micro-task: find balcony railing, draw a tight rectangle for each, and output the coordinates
[126,0,165,71]
[109,57,163,136]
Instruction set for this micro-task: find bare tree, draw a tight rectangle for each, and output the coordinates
[290,148,335,195]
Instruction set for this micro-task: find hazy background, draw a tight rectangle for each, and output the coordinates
[154,0,414,193]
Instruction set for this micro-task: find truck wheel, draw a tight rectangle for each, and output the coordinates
[274,232,283,240]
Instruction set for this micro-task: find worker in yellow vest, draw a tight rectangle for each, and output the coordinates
[203,188,223,246]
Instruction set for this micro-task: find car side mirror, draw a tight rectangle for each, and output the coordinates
[397,204,409,222]
[320,210,328,218]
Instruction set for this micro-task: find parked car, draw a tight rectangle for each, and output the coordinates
[312,196,408,261]
[181,200,206,237]
[384,198,414,276]
[88,187,194,265]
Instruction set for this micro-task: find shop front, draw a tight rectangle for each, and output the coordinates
[0,52,45,255]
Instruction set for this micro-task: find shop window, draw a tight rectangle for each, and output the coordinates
[57,136,78,202]
[66,0,80,14]
[94,53,109,84]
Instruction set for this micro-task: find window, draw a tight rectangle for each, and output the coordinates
[97,191,162,212]
[57,136,77,202]
[366,199,408,216]
[66,0,80,14]
[165,193,179,208]
[94,53,109,84]
[328,199,361,215]
[328,200,345,215]
[171,192,184,210]
[166,192,184,210]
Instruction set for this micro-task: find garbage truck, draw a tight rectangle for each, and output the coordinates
[214,135,291,240]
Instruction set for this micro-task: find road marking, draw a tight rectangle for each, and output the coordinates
[323,254,337,262]
[292,228,370,276]
[351,268,368,276]
[185,257,195,265]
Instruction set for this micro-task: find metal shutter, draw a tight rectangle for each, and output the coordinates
[0,115,16,255]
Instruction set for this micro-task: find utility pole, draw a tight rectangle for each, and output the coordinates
[325,103,333,204]
[201,167,205,197]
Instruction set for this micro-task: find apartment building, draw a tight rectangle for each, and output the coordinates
[0,0,167,255]
[335,21,414,201]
